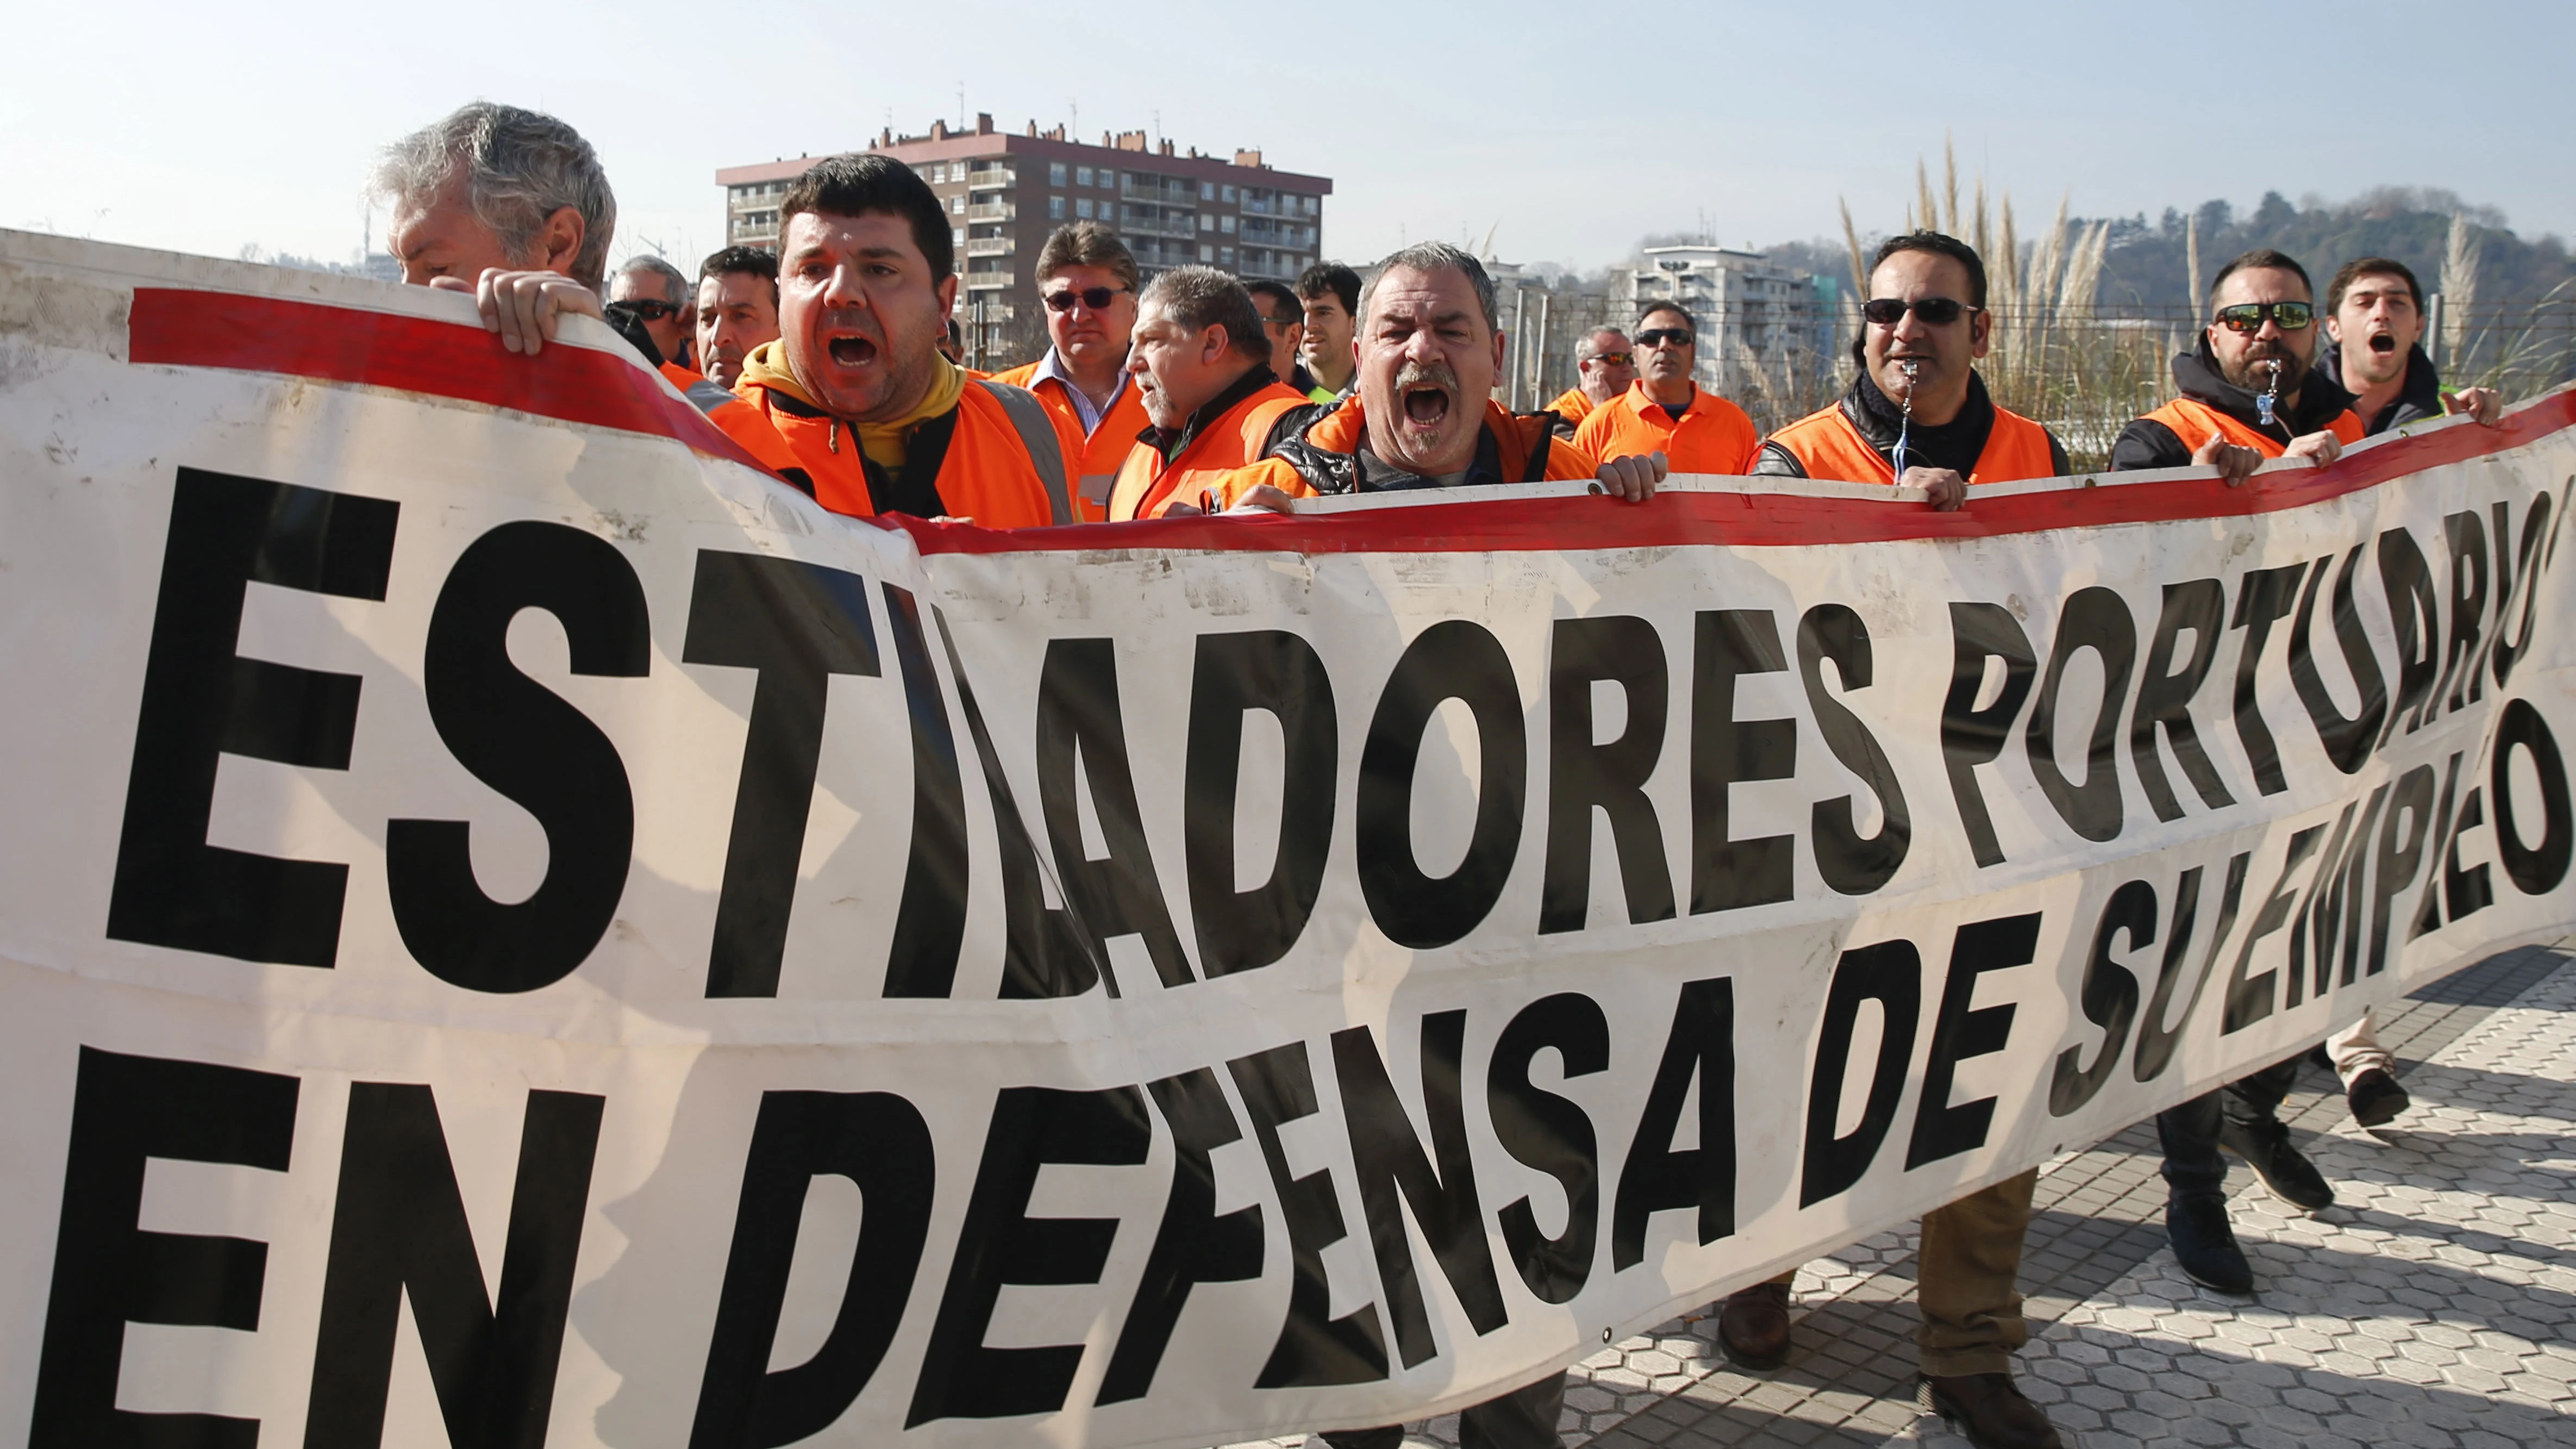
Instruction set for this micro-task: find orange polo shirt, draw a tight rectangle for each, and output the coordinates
[1573,382,1759,476]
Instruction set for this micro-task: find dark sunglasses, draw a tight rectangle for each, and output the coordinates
[2214,301,2314,333]
[621,300,682,321]
[1634,328,1693,348]
[1584,351,1635,367]
[1043,285,1130,313]
[1862,297,1979,326]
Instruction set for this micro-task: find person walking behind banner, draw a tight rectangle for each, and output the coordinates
[1571,303,1758,476]
[1755,232,2065,508]
[694,246,780,390]
[1108,268,1311,521]
[2322,256,2502,436]
[1729,229,2069,1449]
[992,222,1151,521]
[2108,248,2361,483]
[1246,278,1335,401]
[610,254,700,378]
[1298,260,1364,398]
[708,154,1079,524]
[1543,327,1635,435]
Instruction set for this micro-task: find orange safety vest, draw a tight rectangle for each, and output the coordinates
[1573,382,1759,475]
[1545,388,1595,428]
[1108,378,1311,521]
[993,359,1151,522]
[1204,396,1596,508]
[715,375,1080,528]
[658,360,707,391]
[2139,396,2365,459]
[1768,401,2061,485]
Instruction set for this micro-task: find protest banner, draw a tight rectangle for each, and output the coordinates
[2,228,2571,1448]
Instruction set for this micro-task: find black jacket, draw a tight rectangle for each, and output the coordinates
[1752,371,2067,479]
[2318,340,2447,436]
[1264,397,1560,494]
[2109,340,2356,471]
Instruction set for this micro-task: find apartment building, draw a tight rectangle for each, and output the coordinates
[1615,245,1837,395]
[715,114,1331,365]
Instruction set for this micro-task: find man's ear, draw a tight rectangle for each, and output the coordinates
[936,273,960,321]
[1969,308,1993,360]
[533,205,585,275]
[1490,327,1508,374]
[1203,324,1230,366]
[2323,315,2344,344]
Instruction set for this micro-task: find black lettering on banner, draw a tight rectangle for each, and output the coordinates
[2221,824,2327,1034]
[2229,563,2309,797]
[1331,1013,1509,1368]
[2135,854,2248,1082]
[1541,616,1676,933]
[2048,881,2152,1117]
[1359,621,1528,948]
[1037,639,1194,991]
[1798,604,1910,895]
[2376,529,2441,742]
[2287,546,2391,773]
[1799,943,1918,1208]
[1906,913,2039,1167]
[1185,631,1339,974]
[1489,992,1610,1302]
[105,467,398,967]
[2300,788,2388,1005]
[306,1083,604,1449]
[2491,495,2551,688]
[29,1047,298,1449]
[932,613,1098,998]
[2492,698,2574,895]
[907,1085,1151,1425]
[2445,783,2497,924]
[681,553,883,998]
[690,1091,935,1449]
[386,522,648,993]
[1098,1070,1265,1404]
[2410,754,2469,941]
[874,586,972,998]
[2130,579,2236,821]
[1690,610,1795,910]
[2027,586,2137,843]
[2365,765,2439,979]
[2284,805,2356,1013]
[1227,1042,1388,1388]
[1940,603,2037,867]
[2439,511,2490,713]
[1611,978,1737,1270]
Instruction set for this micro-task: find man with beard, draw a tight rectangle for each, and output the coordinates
[1755,233,2065,508]
[2110,248,2361,482]
[1106,268,1310,520]
[1572,302,1759,474]
[1543,327,1635,434]
[1203,242,1663,514]
[2322,256,2502,434]
[693,246,780,391]
[708,153,1080,525]
[995,222,1152,520]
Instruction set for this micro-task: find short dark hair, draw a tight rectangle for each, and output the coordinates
[1035,221,1139,291]
[1635,301,1697,334]
[2210,248,2311,308]
[1141,267,1272,366]
[1296,260,1361,315]
[1872,230,1987,310]
[2326,257,2423,316]
[780,153,952,283]
[699,244,779,305]
[1243,278,1302,324]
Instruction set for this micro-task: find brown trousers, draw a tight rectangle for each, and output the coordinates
[1761,1167,2037,1377]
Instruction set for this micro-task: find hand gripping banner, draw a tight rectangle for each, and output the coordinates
[2,229,2572,1449]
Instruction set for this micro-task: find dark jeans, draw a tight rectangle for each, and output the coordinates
[2155,1055,2302,1202]
[1319,1371,1566,1449]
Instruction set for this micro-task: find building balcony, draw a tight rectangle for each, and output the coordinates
[965,237,1015,257]
[966,170,1015,190]
[1117,214,1196,240]
[964,272,1012,290]
[965,201,1014,222]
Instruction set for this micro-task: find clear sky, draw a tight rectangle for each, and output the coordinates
[7,0,2568,275]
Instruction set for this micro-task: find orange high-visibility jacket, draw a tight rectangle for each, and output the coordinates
[993,359,1151,522]
[1109,376,1312,521]
[1573,382,1759,475]
[2139,397,2364,458]
[1768,401,2062,484]
[715,374,1081,529]
[1545,388,1596,428]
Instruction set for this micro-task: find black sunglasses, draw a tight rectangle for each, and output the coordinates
[1043,285,1130,313]
[1863,297,1980,326]
[2214,301,2314,333]
[621,299,682,321]
[1635,327,1693,348]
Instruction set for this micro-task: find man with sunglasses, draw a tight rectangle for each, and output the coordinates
[994,222,1152,521]
[611,254,699,380]
[2111,248,2361,484]
[1571,303,1758,476]
[1543,327,1636,434]
[1755,233,2064,509]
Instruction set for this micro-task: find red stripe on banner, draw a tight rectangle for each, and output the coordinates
[126,288,2576,556]
[126,288,779,475]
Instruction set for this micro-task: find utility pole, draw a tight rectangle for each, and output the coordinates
[1510,288,1529,410]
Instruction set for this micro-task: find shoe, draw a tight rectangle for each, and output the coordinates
[1920,1372,2064,1449]
[2166,1195,2254,1294]
[2348,1067,2410,1128]
[1716,1281,1791,1370]
[2307,1044,2336,1072]
[2218,1115,2335,1212]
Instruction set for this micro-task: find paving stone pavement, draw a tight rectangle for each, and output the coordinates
[1216,943,2576,1449]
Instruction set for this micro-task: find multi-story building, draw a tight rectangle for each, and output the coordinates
[715,114,1331,367]
[1614,245,1835,396]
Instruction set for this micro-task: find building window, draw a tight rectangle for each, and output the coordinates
[950,196,964,215]
[1304,196,1318,216]
[1049,196,1067,220]
[1199,214,1214,232]
[1076,197,1093,219]
[1221,184,1237,203]
[1220,215,1236,235]
[1220,246,1236,265]
[1077,165,1093,186]
[1199,243,1214,263]
[1049,162,1067,185]
[1199,180,1214,200]
[953,228,965,245]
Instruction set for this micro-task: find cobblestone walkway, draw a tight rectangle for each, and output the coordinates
[1222,944,2575,1449]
